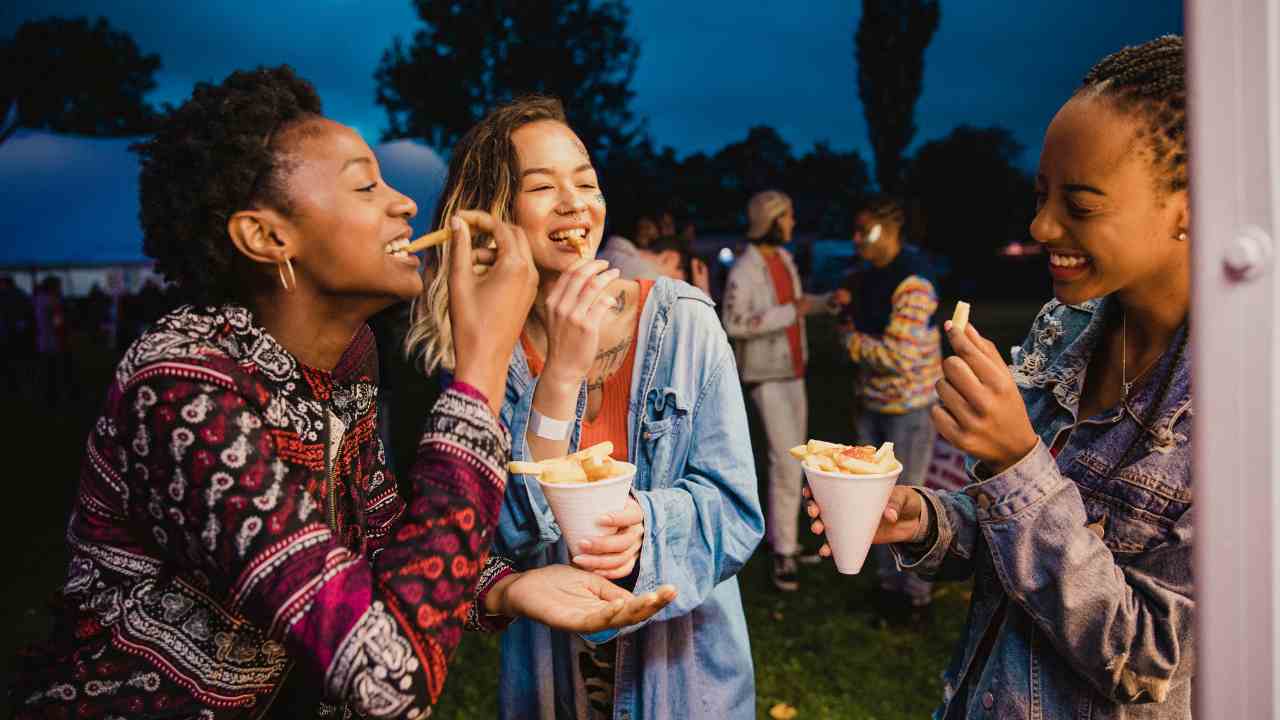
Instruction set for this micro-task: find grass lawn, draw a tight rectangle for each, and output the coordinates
[1,298,1043,718]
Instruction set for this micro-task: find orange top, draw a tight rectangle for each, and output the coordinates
[521,280,654,461]
[760,246,805,379]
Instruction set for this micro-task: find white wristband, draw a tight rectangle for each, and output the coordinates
[529,409,572,441]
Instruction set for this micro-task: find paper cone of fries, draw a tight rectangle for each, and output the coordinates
[538,463,635,557]
[793,440,902,574]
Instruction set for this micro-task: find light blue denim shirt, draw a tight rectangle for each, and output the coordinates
[495,277,764,720]
[895,296,1193,720]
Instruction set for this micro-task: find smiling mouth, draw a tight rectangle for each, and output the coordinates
[1048,251,1092,280]
[383,234,412,258]
[549,227,589,256]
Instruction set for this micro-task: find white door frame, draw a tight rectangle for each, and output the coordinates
[1189,0,1279,715]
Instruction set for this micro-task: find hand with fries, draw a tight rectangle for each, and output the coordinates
[932,307,1039,475]
[510,442,648,580]
[445,210,539,416]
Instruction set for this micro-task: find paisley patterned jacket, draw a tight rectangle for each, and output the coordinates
[13,304,510,719]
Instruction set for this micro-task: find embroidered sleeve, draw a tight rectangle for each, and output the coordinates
[847,275,939,373]
[464,553,517,633]
[122,366,508,718]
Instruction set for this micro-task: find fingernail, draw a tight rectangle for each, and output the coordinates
[572,555,586,564]
[944,320,953,331]
[450,217,463,231]
[579,540,593,551]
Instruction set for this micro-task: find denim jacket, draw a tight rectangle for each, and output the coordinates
[895,296,1193,719]
[496,278,765,720]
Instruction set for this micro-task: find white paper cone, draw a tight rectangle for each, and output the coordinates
[538,462,636,557]
[803,461,903,574]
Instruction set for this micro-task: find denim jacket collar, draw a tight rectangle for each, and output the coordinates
[1014,295,1191,452]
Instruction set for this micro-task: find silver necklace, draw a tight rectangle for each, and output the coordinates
[1121,311,1161,400]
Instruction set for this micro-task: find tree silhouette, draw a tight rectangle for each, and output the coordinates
[375,0,640,162]
[789,141,872,237]
[855,0,940,193]
[2,17,162,138]
[904,124,1035,292]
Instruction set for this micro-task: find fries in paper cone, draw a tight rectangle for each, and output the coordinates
[507,441,625,484]
[789,439,898,475]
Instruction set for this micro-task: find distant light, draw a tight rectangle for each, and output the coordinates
[718,247,735,266]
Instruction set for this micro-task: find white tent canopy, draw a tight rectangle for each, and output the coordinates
[0,129,447,291]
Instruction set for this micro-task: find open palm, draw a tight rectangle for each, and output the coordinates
[503,564,677,633]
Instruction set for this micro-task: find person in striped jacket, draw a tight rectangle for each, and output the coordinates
[838,194,943,621]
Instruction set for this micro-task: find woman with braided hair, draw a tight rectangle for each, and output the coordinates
[11,66,672,719]
[808,35,1194,718]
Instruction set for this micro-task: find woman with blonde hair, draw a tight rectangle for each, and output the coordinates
[407,95,762,720]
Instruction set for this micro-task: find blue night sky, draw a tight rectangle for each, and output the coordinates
[2,1,1183,169]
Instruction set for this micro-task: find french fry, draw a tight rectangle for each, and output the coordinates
[506,441,623,484]
[951,301,971,333]
[568,441,614,463]
[403,227,451,254]
[791,438,899,475]
[508,460,546,475]
[540,459,588,484]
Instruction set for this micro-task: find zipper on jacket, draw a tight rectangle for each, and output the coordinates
[325,411,345,533]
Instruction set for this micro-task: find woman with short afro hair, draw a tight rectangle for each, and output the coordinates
[12,66,671,719]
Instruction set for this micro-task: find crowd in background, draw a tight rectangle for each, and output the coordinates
[0,274,173,404]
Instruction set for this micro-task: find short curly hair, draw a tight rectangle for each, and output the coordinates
[132,66,323,303]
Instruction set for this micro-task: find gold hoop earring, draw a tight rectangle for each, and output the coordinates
[277,257,296,292]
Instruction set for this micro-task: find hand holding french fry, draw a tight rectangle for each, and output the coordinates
[932,305,1039,475]
[448,210,538,416]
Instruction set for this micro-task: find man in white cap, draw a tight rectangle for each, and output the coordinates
[722,190,848,591]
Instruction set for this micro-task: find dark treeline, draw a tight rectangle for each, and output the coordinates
[4,3,1044,300]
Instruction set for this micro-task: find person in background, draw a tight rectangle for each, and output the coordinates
[0,275,34,397]
[598,233,711,296]
[32,276,72,405]
[810,35,1194,719]
[722,189,847,592]
[656,207,677,237]
[407,94,762,720]
[837,193,943,621]
[11,67,669,720]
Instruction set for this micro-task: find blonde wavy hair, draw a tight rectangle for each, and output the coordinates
[405,95,568,374]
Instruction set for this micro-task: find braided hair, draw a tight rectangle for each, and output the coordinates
[1079,36,1190,474]
[1078,34,1186,195]
[132,66,323,304]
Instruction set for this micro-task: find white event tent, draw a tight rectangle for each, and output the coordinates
[0,129,447,296]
